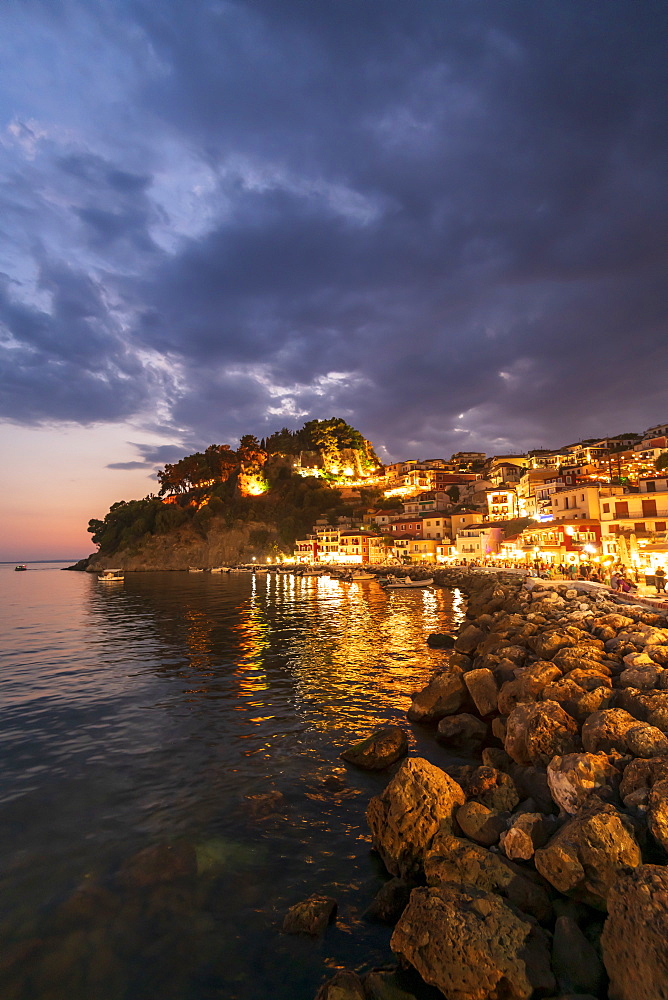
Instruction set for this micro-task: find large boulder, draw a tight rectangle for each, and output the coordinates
[436,713,487,750]
[528,629,578,660]
[601,865,668,1000]
[551,915,606,996]
[390,883,555,1000]
[339,726,409,770]
[619,756,668,810]
[497,662,562,715]
[407,670,467,723]
[463,668,499,716]
[500,812,557,861]
[581,708,639,754]
[425,830,551,923]
[534,801,642,908]
[464,766,520,813]
[454,624,487,654]
[540,678,614,725]
[504,701,580,767]
[366,758,465,878]
[625,723,668,758]
[455,801,507,847]
[547,752,621,815]
[648,778,668,852]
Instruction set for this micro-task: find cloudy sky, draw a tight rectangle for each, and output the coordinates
[1,0,666,558]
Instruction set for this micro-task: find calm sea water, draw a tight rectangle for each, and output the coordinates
[0,564,465,1000]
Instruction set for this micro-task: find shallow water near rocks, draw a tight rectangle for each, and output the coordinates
[0,564,465,1000]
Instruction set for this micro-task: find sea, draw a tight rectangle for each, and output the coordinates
[0,562,465,1000]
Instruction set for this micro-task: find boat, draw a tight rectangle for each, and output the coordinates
[253,567,269,574]
[210,567,227,573]
[381,575,433,589]
[188,567,205,573]
[341,570,376,581]
[300,567,328,576]
[14,564,27,572]
[98,569,124,583]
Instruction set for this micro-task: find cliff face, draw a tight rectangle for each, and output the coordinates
[86,519,283,571]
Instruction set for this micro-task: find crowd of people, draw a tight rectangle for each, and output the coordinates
[459,557,667,597]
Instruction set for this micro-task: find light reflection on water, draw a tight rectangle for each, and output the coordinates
[0,565,464,1000]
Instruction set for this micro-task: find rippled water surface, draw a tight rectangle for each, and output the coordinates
[0,564,465,1000]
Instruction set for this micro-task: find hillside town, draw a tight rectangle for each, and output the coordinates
[293,422,668,590]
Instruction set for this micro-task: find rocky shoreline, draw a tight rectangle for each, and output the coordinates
[308,570,668,1000]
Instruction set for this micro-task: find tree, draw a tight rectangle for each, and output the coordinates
[656,453,668,472]
[446,485,460,503]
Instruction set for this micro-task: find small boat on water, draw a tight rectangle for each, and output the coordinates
[210,567,227,573]
[98,569,124,583]
[300,567,328,576]
[381,575,433,589]
[14,564,28,572]
[188,567,205,573]
[341,570,376,581]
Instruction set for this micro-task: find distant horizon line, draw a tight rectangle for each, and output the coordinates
[1,558,84,564]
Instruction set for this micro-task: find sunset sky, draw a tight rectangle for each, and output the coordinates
[1,1,666,560]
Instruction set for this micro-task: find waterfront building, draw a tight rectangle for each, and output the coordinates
[551,484,624,522]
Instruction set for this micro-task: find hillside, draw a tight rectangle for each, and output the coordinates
[86,418,380,569]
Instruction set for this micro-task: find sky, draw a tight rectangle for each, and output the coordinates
[1,0,667,559]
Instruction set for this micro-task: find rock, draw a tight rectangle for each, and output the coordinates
[425,830,552,923]
[244,790,286,820]
[551,915,605,996]
[566,667,612,689]
[498,662,563,715]
[648,778,668,852]
[366,758,465,878]
[528,629,577,660]
[500,812,557,860]
[601,865,668,1000]
[282,894,337,936]
[436,713,487,750]
[340,726,409,770]
[595,613,634,630]
[363,969,421,1000]
[364,878,412,924]
[511,764,554,813]
[391,883,555,1000]
[426,632,455,649]
[534,801,642,908]
[547,752,621,814]
[407,670,466,723]
[619,664,661,689]
[116,841,197,889]
[619,756,668,809]
[646,645,668,666]
[314,970,365,1000]
[491,716,507,741]
[454,624,487,654]
[541,678,614,725]
[625,723,668,758]
[481,747,513,772]
[465,765,520,812]
[456,801,507,846]
[581,708,639,754]
[463,668,498,716]
[505,701,580,767]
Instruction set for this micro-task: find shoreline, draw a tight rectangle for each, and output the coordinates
[317,569,668,1000]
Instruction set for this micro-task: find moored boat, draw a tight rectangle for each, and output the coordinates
[98,569,124,583]
[14,564,28,571]
[381,575,433,589]
[342,570,376,581]
[188,567,204,573]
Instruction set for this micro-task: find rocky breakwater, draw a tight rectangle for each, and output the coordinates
[322,573,668,1000]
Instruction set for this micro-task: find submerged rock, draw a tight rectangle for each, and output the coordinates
[391,883,555,1000]
[340,726,408,770]
[366,758,465,878]
[282,894,337,936]
[314,970,365,999]
[116,841,197,889]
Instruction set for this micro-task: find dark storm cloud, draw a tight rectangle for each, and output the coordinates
[1,0,666,456]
